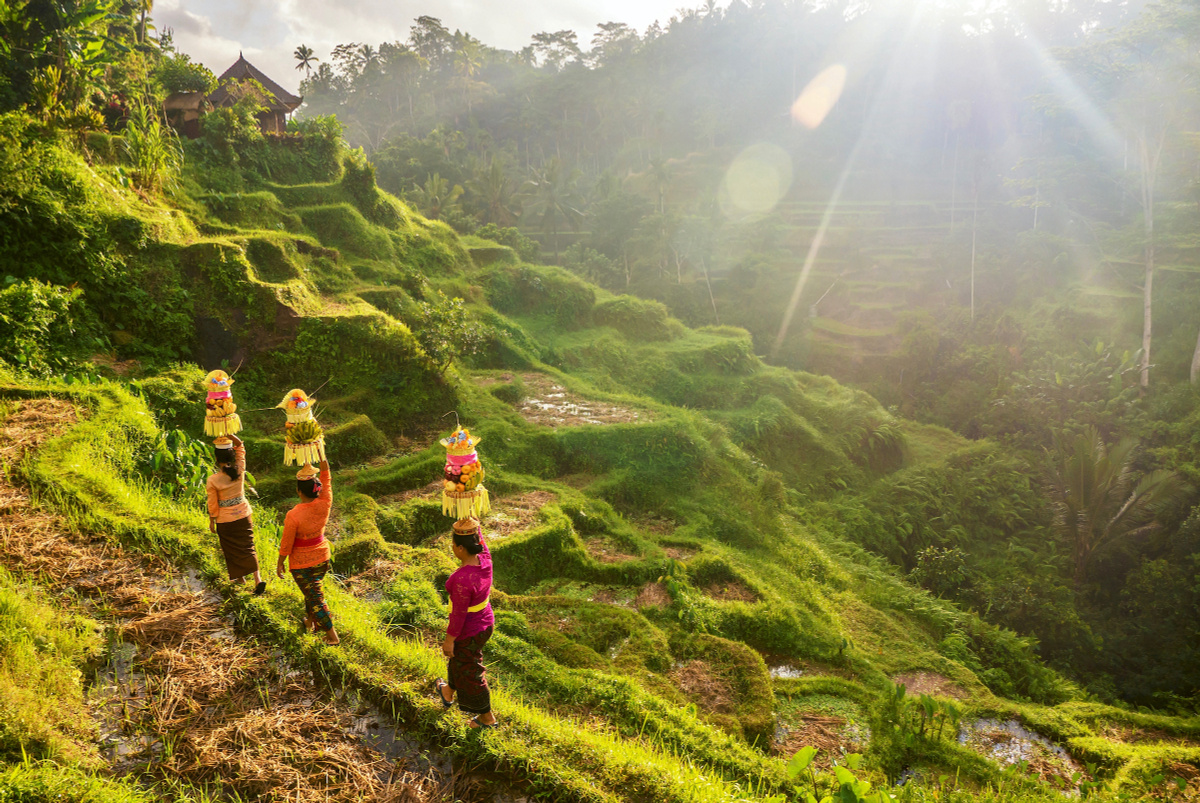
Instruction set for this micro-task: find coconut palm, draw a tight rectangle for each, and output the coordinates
[467,158,519,226]
[411,173,463,221]
[523,157,582,262]
[1045,427,1188,590]
[294,44,319,76]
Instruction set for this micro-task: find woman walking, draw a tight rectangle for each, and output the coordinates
[206,434,265,595]
[435,517,497,728]
[276,459,339,645]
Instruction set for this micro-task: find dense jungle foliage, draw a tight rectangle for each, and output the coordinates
[1,0,1199,802]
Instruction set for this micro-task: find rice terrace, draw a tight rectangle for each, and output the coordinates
[1,1,1200,802]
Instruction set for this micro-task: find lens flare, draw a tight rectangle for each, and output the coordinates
[720,143,793,217]
[791,64,848,129]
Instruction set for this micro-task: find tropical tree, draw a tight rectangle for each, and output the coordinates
[411,172,463,220]
[1045,427,1187,590]
[294,44,319,76]
[523,157,582,262]
[467,157,520,225]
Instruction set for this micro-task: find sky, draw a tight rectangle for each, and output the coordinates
[155,0,706,93]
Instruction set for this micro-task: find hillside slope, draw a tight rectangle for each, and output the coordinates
[1,120,1198,802]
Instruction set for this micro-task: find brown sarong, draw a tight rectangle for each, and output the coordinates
[216,515,259,580]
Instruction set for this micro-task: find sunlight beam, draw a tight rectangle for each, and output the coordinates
[772,5,929,359]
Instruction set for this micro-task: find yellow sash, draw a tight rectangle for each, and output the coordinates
[449,594,490,615]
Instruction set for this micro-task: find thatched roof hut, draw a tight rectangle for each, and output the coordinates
[206,54,303,133]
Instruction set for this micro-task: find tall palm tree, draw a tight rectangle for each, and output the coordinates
[452,38,484,113]
[294,44,319,76]
[1045,427,1187,590]
[524,157,582,262]
[357,44,379,72]
[468,158,519,226]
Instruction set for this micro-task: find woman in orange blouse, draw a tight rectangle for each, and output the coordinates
[206,434,265,595]
[276,459,339,645]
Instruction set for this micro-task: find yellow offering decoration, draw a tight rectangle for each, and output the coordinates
[277,389,325,466]
[440,427,490,520]
[203,370,242,437]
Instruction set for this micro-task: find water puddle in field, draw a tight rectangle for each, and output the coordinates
[959,718,1084,791]
[770,665,805,679]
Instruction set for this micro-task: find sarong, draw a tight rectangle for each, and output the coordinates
[291,559,333,632]
[447,625,492,714]
[215,515,258,580]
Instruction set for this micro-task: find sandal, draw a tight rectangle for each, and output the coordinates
[253,581,266,596]
[467,715,498,729]
[435,679,454,708]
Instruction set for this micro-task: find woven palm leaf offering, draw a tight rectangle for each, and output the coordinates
[277,388,325,466]
[440,427,490,520]
[203,370,242,437]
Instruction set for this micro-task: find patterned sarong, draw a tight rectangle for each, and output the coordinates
[447,625,493,714]
[291,559,333,632]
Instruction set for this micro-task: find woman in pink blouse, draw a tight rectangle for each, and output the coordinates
[435,517,497,728]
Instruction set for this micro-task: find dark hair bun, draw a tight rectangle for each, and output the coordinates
[452,526,484,556]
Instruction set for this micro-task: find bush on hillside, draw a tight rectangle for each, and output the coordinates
[475,223,541,262]
[0,278,90,373]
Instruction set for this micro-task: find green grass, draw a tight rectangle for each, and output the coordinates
[0,569,101,765]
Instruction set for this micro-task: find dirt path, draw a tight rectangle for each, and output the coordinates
[0,399,444,803]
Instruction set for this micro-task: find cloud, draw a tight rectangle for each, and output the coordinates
[163,0,708,86]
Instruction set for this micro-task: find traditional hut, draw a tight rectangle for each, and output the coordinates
[206,53,303,133]
[163,91,205,138]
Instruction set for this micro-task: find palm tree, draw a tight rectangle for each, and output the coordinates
[524,157,582,262]
[1045,427,1187,590]
[412,173,463,221]
[357,44,379,72]
[294,44,319,76]
[468,158,519,226]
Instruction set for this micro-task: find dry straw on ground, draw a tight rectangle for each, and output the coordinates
[0,400,447,803]
[773,715,857,767]
[670,660,734,715]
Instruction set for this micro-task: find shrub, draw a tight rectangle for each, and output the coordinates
[489,376,526,405]
[324,414,390,465]
[475,223,541,262]
[155,52,217,95]
[410,290,487,372]
[0,278,88,373]
[122,103,183,192]
[594,295,676,342]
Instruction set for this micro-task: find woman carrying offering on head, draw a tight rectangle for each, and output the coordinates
[276,459,339,645]
[207,434,265,595]
[435,517,497,728]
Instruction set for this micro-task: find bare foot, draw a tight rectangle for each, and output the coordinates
[302,615,316,633]
[323,627,340,645]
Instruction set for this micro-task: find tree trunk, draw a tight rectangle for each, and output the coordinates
[1190,323,1200,384]
[970,187,978,320]
[1141,236,1154,389]
[950,133,960,232]
[1140,130,1157,390]
[703,259,720,325]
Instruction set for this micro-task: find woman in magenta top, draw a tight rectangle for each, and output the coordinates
[436,517,496,728]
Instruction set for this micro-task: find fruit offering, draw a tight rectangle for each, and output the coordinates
[203,370,242,437]
[439,427,490,520]
[277,388,325,466]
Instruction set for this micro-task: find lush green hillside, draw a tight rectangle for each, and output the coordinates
[2,115,1199,802]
